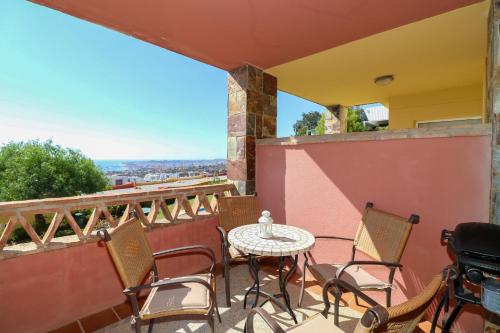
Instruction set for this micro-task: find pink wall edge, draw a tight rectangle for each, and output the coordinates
[256,135,491,333]
[0,217,221,333]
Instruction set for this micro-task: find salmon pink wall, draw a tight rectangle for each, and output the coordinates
[0,217,221,333]
[256,135,491,333]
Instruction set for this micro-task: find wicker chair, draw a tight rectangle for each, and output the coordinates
[245,268,455,333]
[299,202,419,326]
[216,194,262,307]
[98,218,221,333]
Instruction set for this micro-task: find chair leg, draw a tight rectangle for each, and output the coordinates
[354,294,360,306]
[213,290,222,323]
[334,291,341,327]
[298,278,306,308]
[128,294,142,333]
[208,313,215,333]
[221,243,225,278]
[321,293,331,318]
[133,317,141,333]
[386,288,392,307]
[147,318,155,333]
[224,260,231,307]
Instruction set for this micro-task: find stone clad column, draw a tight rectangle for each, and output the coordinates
[483,3,500,331]
[487,0,500,227]
[227,65,277,195]
[325,105,348,134]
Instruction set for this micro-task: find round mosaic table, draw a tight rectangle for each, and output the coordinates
[228,224,315,323]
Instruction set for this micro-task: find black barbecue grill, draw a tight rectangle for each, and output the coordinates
[431,222,500,332]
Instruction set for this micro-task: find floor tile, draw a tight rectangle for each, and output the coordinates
[113,303,132,320]
[80,309,119,333]
[47,321,82,333]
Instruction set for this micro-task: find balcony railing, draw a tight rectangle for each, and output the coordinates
[0,183,236,257]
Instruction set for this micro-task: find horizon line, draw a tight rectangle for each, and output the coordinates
[94,158,227,161]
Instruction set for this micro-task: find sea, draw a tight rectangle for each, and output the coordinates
[94,160,131,172]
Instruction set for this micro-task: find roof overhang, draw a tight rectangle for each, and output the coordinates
[268,1,489,106]
[31,0,482,71]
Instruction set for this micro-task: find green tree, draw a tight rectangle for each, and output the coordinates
[315,113,326,135]
[293,111,322,136]
[0,140,108,235]
[347,107,367,133]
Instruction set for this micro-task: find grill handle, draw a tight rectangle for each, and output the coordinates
[441,229,453,243]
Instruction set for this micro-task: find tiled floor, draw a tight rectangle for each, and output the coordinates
[48,259,438,333]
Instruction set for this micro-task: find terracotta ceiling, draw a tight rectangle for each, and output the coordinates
[30,0,482,71]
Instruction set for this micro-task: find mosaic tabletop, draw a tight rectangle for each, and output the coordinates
[228,224,315,256]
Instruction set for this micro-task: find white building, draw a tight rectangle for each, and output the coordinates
[144,173,161,182]
[360,104,389,130]
[108,175,143,186]
[143,173,179,182]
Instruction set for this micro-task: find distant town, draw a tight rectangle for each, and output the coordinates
[96,159,227,187]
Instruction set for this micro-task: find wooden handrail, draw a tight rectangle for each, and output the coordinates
[0,183,234,214]
[0,183,237,251]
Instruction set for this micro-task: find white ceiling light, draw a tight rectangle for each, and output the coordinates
[374,75,394,86]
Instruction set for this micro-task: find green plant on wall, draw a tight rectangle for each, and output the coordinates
[315,113,326,135]
[347,107,367,133]
[293,111,322,136]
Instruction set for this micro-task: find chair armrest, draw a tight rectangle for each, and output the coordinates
[245,307,285,333]
[322,278,379,316]
[335,260,402,279]
[216,225,229,247]
[124,276,215,297]
[315,235,355,242]
[153,245,216,274]
[359,305,390,329]
[306,236,356,264]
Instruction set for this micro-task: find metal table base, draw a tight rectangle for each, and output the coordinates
[243,254,299,324]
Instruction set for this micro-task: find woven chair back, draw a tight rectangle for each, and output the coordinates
[218,195,261,231]
[354,273,444,333]
[354,207,414,263]
[105,219,154,288]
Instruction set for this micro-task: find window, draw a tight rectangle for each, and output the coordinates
[416,117,481,128]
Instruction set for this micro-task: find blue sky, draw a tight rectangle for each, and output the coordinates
[0,1,323,160]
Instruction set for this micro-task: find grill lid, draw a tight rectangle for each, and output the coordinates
[450,223,500,260]
[447,223,500,275]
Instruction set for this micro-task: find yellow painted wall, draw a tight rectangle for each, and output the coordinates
[268,2,488,107]
[388,84,483,129]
